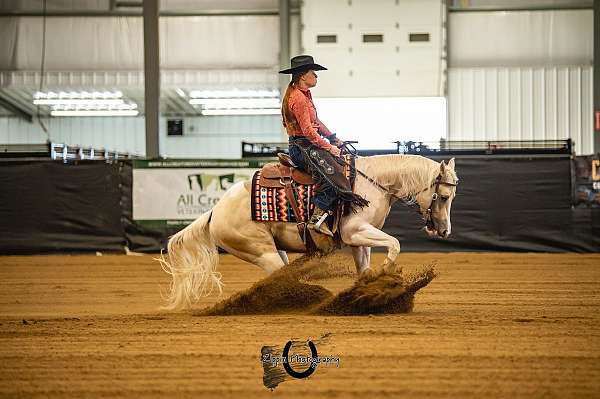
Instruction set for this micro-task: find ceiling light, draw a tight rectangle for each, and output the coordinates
[189,89,279,99]
[51,110,139,117]
[34,90,123,100]
[34,99,125,106]
[201,109,280,116]
[189,98,280,109]
[50,103,137,111]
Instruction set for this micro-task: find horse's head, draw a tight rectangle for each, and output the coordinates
[419,158,458,239]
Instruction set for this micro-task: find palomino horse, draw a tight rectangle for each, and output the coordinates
[159,154,458,309]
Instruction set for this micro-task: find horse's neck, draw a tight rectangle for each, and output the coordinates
[355,155,437,199]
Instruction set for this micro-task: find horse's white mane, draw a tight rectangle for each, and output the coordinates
[355,154,442,199]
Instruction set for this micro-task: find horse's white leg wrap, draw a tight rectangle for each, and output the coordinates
[277,250,289,265]
[351,246,371,274]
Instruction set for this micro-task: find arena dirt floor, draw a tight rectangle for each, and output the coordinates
[0,252,599,398]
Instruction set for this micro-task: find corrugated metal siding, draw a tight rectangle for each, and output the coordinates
[0,116,146,154]
[160,115,282,158]
[448,10,593,67]
[0,115,282,158]
[448,66,594,154]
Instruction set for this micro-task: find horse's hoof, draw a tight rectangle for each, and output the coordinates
[382,262,397,274]
[383,263,403,276]
[359,268,377,281]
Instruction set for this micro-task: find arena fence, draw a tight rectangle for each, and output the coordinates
[0,154,598,254]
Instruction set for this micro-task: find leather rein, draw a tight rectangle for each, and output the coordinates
[336,145,458,231]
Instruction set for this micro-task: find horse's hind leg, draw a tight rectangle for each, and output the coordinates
[221,244,285,274]
[213,221,284,274]
[210,181,285,275]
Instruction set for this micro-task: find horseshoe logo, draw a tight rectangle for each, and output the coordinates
[282,340,318,379]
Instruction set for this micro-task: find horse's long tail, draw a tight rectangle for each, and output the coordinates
[157,211,223,310]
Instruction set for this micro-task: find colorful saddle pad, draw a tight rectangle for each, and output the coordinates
[250,155,356,223]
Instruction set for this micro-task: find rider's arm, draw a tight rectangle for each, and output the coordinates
[316,117,343,147]
[290,95,333,151]
[317,118,333,138]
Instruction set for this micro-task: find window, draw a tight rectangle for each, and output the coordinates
[313,97,447,150]
[317,34,337,43]
[409,33,430,42]
[362,34,383,43]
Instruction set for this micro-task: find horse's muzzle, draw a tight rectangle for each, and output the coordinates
[423,225,450,239]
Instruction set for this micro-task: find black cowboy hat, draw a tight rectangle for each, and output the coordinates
[279,55,327,74]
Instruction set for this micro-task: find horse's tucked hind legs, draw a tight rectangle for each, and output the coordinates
[342,223,401,277]
[219,246,285,274]
[253,252,286,273]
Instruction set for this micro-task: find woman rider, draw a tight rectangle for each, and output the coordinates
[279,55,369,237]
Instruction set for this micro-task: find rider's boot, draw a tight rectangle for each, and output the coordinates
[308,206,334,237]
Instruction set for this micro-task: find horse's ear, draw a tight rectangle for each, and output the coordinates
[440,160,446,172]
[448,157,455,169]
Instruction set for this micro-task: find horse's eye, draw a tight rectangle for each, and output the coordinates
[441,196,449,201]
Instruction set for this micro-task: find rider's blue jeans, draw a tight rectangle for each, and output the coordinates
[288,142,337,211]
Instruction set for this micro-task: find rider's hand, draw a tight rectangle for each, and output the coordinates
[331,137,343,147]
[329,145,341,157]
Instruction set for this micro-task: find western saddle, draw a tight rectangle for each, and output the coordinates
[257,153,316,232]
[258,153,314,188]
[257,153,339,253]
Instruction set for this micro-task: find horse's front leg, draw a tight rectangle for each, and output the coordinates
[351,246,371,274]
[342,222,401,276]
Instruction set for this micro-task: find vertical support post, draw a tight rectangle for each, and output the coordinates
[143,0,160,158]
[594,0,600,154]
[279,0,290,140]
[442,0,449,141]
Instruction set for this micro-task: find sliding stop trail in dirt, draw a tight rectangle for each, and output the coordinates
[197,254,437,316]
[0,252,599,398]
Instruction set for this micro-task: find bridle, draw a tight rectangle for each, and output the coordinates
[422,174,459,234]
[336,143,458,232]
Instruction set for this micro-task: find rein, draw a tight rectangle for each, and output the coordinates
[335,150,458,230]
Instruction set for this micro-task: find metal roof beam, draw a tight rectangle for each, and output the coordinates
[0,9,300,17]
[0,92,33,122]
[449,4,592,12]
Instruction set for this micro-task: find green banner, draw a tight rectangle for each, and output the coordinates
[132,159,271,228]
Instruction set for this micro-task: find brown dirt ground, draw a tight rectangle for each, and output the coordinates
[0,252,599,398]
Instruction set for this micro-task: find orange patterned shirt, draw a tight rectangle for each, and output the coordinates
[283,86,334,150]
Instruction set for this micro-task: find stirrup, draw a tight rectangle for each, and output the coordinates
[310,211,334,237]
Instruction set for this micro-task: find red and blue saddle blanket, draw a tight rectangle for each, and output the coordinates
[250,155,356,223]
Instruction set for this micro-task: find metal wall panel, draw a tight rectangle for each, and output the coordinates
[301,0,444,97]
[448,66,594,154]
[159,115,282,158]
[0,16,278,70]
[449,10,593,67]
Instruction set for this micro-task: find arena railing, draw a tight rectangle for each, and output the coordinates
[0,143,141,162]
[241,139,573,158]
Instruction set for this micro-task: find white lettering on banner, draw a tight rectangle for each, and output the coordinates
[132,168,256,221]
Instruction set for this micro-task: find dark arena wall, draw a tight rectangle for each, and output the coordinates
[1,156,599,254]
